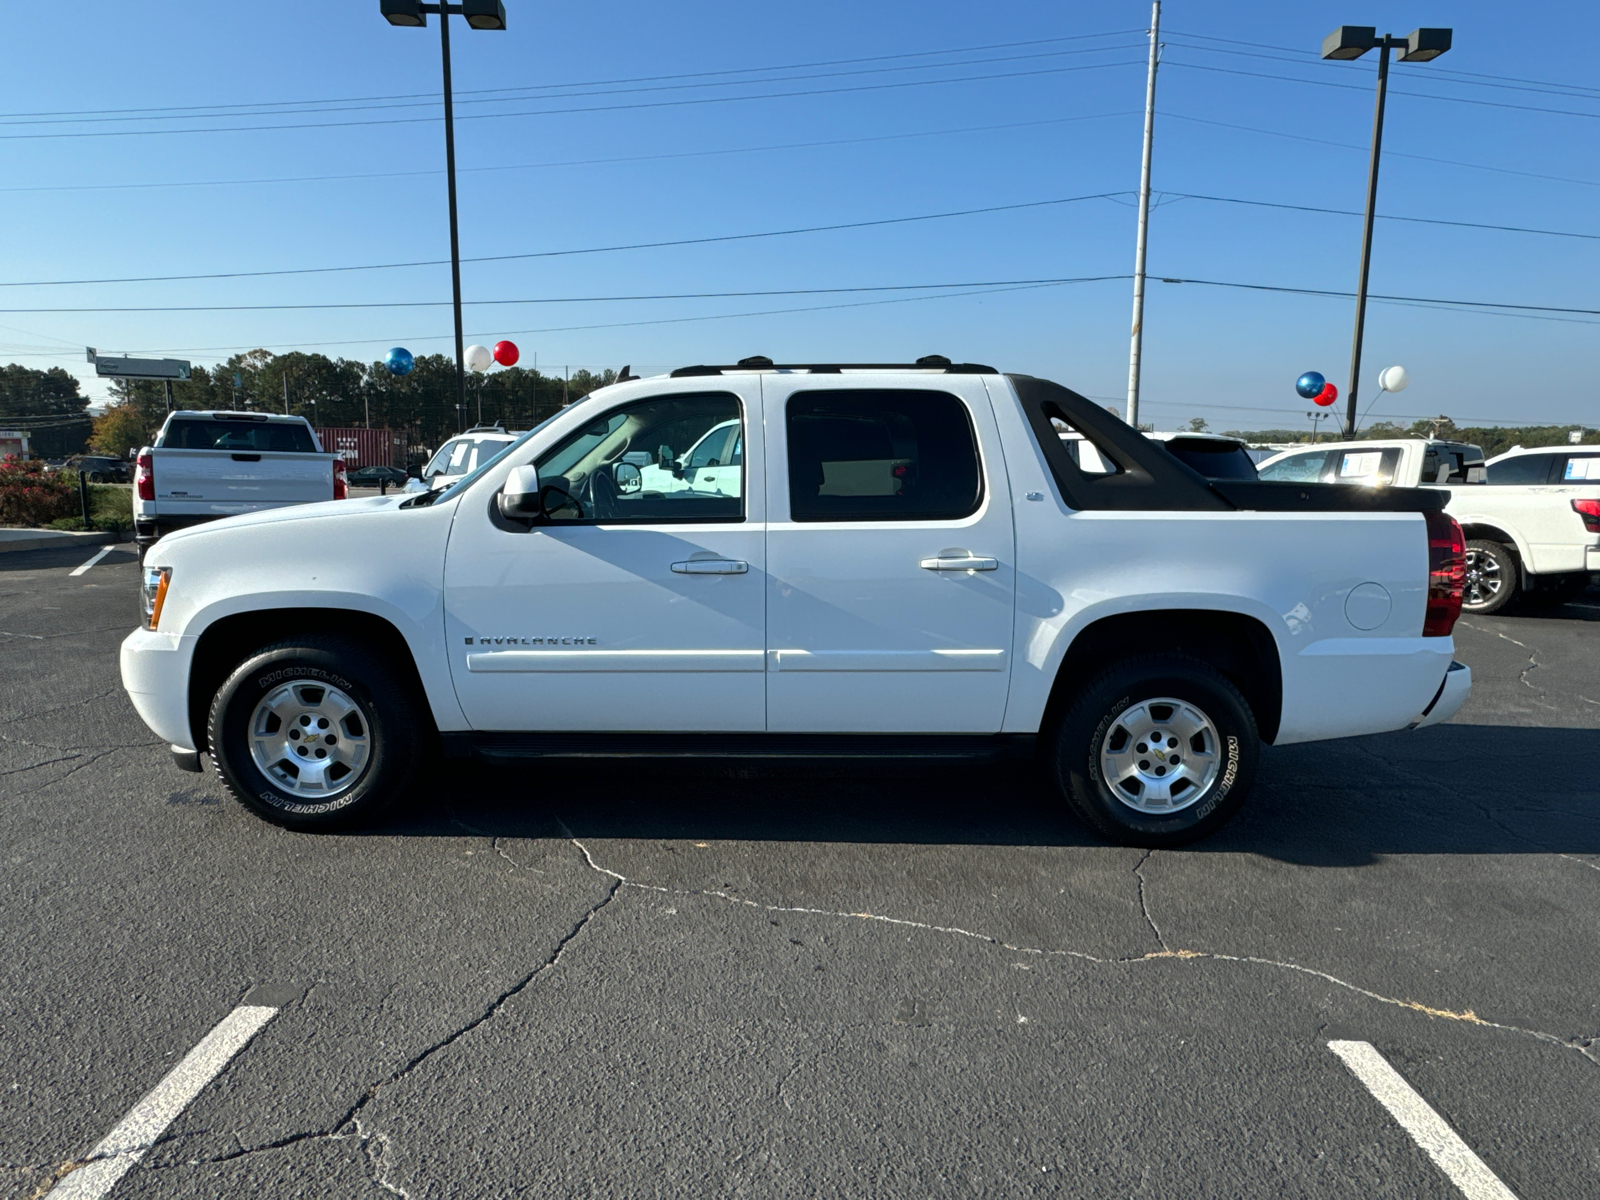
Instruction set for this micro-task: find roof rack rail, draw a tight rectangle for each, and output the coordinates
[669,354,995,378]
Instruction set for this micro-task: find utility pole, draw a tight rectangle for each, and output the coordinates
[1125,0,1160,430]
[1322,27,1453,437]
[438,9,468,435]
[1344,38,1390,439]
[282,374,289,415]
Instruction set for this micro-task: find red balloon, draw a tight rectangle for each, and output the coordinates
[1314,382,1339,408]
[492,340,520,367]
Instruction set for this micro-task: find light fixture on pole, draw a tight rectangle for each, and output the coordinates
[380,0,508,433]
[1321,24,1451,439]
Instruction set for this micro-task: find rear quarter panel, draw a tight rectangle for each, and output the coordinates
[984,379,1451,743]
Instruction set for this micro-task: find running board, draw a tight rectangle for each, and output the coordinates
[443,731,1036,762]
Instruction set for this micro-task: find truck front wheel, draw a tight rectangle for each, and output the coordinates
[1462,539,1518,615]
[1049,656,1259,848]
[207,636,421,831]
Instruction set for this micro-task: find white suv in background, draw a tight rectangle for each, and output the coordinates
[405,426,522,493]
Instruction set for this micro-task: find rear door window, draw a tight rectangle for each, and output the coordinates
[1560,454,1600,481]
[1486,454,1556,484]
[786,389,982,522]
[161,418,317,453]
[1258,451,1331,483]
[1332,447,1401,485]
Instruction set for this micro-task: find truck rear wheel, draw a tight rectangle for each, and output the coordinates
[1463,539,1518,615]
[207,636,420,831]
[1048,655,1259,848]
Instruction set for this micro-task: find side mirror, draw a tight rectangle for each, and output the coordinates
[614,461,642,494]
[498,464,543,518]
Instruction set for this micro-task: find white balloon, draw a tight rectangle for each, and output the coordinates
[1378,365,1409,393]
[464,344,493,373]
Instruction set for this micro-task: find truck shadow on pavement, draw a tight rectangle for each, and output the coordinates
[374,723,1599,866]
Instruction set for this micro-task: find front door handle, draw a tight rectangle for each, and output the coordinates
[671,559,749,575]
[920,553,999,572]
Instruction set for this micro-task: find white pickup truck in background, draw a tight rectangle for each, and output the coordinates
[1259,438,1600,613]
[133,411,346,558]
[122,361,1470,848]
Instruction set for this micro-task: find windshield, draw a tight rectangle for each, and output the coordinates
[423,438,474,478]
[401,414,560,508]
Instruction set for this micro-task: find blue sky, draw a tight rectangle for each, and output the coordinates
[1,0,1595,432]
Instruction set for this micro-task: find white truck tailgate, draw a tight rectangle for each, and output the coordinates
[152,450,333,514]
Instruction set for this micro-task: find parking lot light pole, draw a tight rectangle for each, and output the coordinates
[1322,25,1452,437]
[380,0,507,434]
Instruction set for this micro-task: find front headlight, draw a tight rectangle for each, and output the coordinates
[140,565,172,630]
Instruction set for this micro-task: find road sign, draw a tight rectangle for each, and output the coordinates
[93,356,191,380]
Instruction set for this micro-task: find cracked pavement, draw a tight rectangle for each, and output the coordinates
[2,546,1598,1198]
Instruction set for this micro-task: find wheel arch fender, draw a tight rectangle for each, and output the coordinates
[1455,521,1528,581]
[1453,518,1527,560]
[187,600,448,753]
[1037,603,1284,744]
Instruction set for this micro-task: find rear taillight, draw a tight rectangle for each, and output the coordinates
[1573,498,1600,533]
[333,457,347,501]
[1423,509,1466,637]
[135,452,154,501]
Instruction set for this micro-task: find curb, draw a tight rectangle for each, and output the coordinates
[0,528,119,554]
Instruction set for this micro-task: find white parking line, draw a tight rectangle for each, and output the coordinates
[47,1005,278,1200]
[68,547,113,577]
[1328,1040,1519,1200]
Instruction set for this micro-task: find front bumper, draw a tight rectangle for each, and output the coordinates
[120,627,200,750]
[1411,661,1471,730]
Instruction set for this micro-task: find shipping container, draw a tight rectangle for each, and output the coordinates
[314,427,404,469]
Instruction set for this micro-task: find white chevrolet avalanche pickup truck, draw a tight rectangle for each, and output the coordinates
[133,411,346,559]
[121,360,1471,847]
[1259,438,1600,613]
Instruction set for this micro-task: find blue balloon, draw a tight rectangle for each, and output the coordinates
[385,347,415,376]
[1295,371,1326,399]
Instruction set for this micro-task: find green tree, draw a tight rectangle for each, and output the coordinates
[1186,416,1209,433]
[90,404,150,456]
[1,364,91,455]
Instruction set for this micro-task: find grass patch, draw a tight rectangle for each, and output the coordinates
[46,483,133,534]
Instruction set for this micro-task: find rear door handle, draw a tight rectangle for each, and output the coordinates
[920,554,998,572]
[231,453,262,462]
[671,559,749,574]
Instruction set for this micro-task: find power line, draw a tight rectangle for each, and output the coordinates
[1155,276,1600,318]
[0,59,1147,142]
[0,42,1145,129]
[1162,112,1600,190]
[0,276,1134,314]
[81,280,1095,358]
[0,112,1137,195]
[1,29,1144,120]
[1164,29,1600,101]
[0,193,1128,288]
[11,272,1599,323]
[1162,192,1600,242]
[7,185,1588,293]
[1163,59,1600,123]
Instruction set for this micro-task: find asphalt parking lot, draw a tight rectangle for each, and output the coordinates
[3,544,1597,1199]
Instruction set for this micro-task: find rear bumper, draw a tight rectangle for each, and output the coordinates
[120,627,199,750]
[1588,547,1600,572]
[1411,661,1471,730]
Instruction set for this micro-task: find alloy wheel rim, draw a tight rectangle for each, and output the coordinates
[247,679,372,802]
[1100,697,1222,815]
[1463,548,1502,608]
